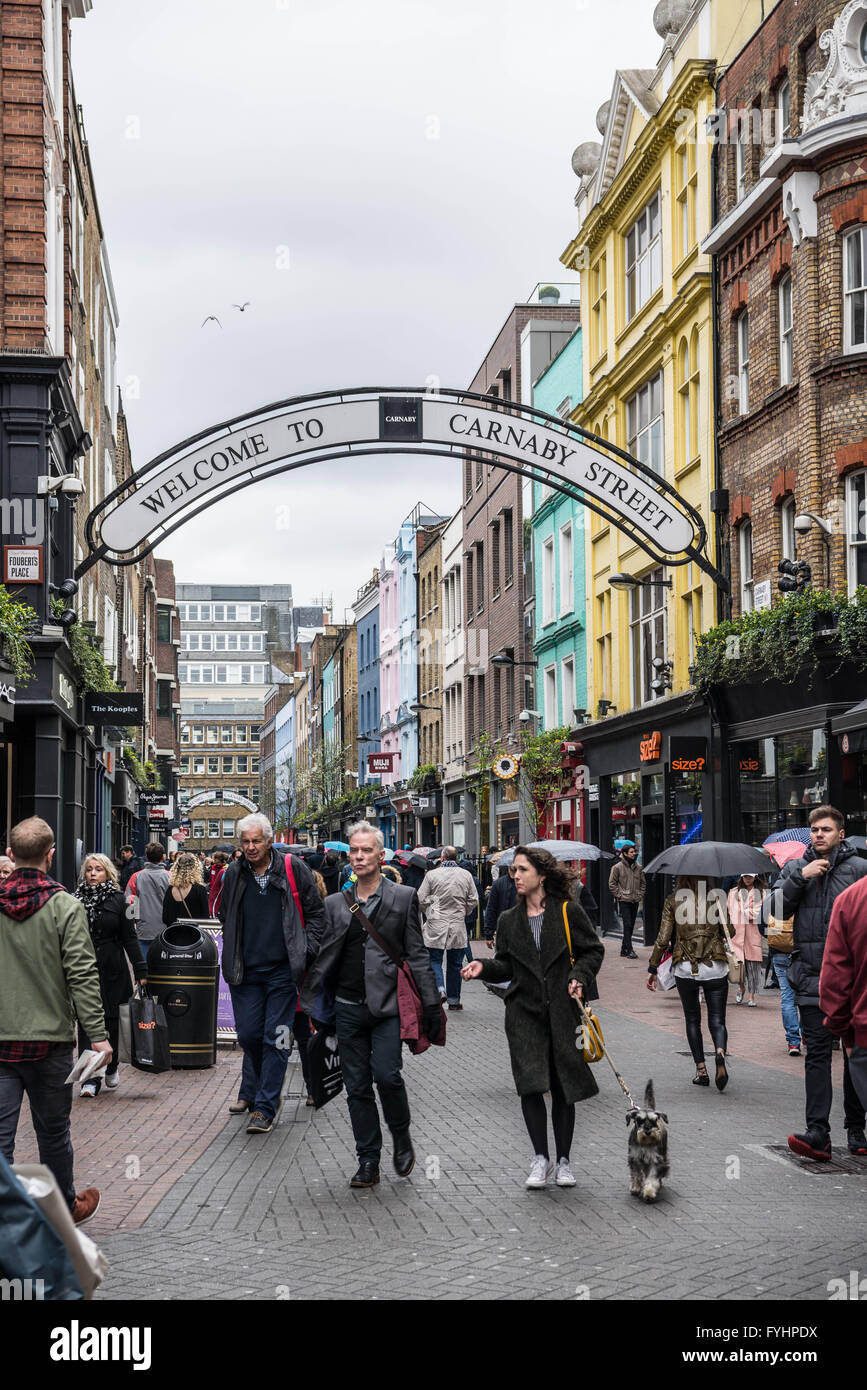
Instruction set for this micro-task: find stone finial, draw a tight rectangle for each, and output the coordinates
[571,141,603,178]
[652,0,691,40]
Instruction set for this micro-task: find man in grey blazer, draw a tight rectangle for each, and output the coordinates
[300,821,441,1188]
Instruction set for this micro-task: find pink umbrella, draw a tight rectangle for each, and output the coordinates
[765,840,806,867]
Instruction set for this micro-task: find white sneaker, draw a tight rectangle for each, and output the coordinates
[80,1081,98,1099]
[555,1159,576,1187]
[104,1071,120,1090]
[525,1155,554,1188]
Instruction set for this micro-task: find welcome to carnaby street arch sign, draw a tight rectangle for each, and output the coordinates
[76,388,726,588]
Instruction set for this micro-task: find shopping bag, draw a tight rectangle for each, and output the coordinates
[13,1164,107,1299]
[128,991,172,1073]
[0,1154,83,1300]
[117,1002,132,1064]
[656,951,677,991]
[307,1028,343,1109]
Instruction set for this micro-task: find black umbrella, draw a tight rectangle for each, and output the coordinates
[846,835,867,852]
[394,850,429,871]
[643,841,773,877]
[286,844,318,857]
[213,843,235,855]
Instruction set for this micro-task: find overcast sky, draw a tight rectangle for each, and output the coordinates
[73,0,664,614]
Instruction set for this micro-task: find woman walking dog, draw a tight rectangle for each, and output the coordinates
[462,846,603,1188]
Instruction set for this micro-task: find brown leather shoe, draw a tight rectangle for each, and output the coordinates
[228,1098,253,1114]
[71,1187,100,1226]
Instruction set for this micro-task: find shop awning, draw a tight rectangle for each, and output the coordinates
[832,698,867,748]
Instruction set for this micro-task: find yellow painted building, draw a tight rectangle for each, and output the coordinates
[561,0,764,721]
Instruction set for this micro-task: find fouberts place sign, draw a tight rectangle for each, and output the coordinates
[81,390,717,583]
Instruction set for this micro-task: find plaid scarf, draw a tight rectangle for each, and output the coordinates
[0,867,66,921]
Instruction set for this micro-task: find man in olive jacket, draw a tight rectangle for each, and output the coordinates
[608,843,645,958]
[778,805,867,1160]
[0,817,109,1225]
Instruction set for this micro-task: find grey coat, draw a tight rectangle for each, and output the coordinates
[778,842,867,1005]
[218,850,326,986]
[299,878,440,1020]
[478,895,604,1103]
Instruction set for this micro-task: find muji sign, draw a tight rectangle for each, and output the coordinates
[368,752,398,774]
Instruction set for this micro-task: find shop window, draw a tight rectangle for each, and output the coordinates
[846,469,867,594]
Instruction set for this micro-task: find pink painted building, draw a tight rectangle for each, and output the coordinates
[378,544,401,790]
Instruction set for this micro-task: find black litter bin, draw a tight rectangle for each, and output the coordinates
[146,921,219,1068]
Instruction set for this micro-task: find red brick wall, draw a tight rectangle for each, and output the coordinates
[0,0,49,349]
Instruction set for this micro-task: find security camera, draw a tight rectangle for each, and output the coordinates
[793,514,813,534]
[519,709,531,723]
[60,476,85,497]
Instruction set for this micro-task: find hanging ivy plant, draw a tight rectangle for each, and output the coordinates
[692,588,867,695]
[0,585,37,683]
[50,599,119,694]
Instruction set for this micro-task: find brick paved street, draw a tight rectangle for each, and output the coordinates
[15,946,867,1301]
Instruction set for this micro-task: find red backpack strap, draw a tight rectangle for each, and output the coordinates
[284,854,305,929]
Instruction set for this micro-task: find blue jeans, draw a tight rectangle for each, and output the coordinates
[335,1001,410,1164]
[230,962,297,1120]
[0,1045,76,1208]
[770,953,801,1047]
[428,946,465,1004]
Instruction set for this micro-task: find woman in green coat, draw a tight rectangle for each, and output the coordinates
[463,845,604,1189]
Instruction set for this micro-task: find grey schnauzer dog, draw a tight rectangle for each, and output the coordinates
[626,1080,669,1203]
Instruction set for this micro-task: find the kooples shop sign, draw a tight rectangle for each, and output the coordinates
[96,395,698,558]
[84,692,145,725]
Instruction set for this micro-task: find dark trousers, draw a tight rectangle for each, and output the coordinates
[0,1044,76,1208]
[77,1016,120,1093]
[618,900,638,953]
[520,1044,575,1161]
[675,975,728,1064]
[799,1004,865,1139]
[231,962,297,1120]
[334,1001,410,1165]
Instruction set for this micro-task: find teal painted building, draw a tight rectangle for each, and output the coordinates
[531,327,587,731]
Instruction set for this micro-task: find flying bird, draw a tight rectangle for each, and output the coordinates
[232,302,251,312]
[201,315,222,328]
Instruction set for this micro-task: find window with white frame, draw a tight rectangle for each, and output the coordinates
[221,725,233,744]
[846,470,867,594]
[559,523,574,616]
[735,121,749,200]
[208,820,220,839]
[777,77,790,140]
[544,665,557,727]
[630,569,667,705]
[222,820,235,838]
[542,535,555,625]
[844,227,867,353]
[192,821,205,840]
[739,522,754,612]
[778,274,793,385]
[192,725,204,744]
[193,757,205,775]
[737,312,750,413]
[207,756,219,775]
[626,372,664,475]
[781,496,796,562]
[561,656,575,725]
[625,192,661,319]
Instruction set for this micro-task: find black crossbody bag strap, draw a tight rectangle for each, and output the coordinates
[348,896,404,966]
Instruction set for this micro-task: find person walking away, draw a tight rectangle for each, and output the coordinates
[647,877,731,1091]
[319,850,342,896]
[126,842,171,945]
[300,823,441,1188]
[208,851,229,918]
[417,848,478,1010]
[484,862,517,948]
[778,805,867,1160]
[117,845,142,892]
[219,815,325,1132]
[0,817,110,1225]
[463,846,603,1188]
[162,852,210,927]
[74,853,147,1097]
[608,842,645,958]
[821,875,867,1113]
[727,873,767,1006]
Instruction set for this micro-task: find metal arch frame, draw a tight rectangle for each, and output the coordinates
[76,386,728,589]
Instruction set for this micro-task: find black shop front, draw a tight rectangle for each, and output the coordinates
[579,693,717,941]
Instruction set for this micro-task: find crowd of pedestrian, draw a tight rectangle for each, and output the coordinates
[1,797,866,1250]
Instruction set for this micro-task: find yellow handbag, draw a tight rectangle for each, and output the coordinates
[562,903,604,1063]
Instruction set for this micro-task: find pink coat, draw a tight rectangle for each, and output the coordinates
[726,886,765,962]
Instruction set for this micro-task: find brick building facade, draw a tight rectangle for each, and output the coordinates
[704,0,867,839]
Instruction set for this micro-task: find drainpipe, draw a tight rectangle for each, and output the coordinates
[710,74,732,626]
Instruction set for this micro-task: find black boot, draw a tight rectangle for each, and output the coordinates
[350,1162,380,1188]
[392,1129,415,1177]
